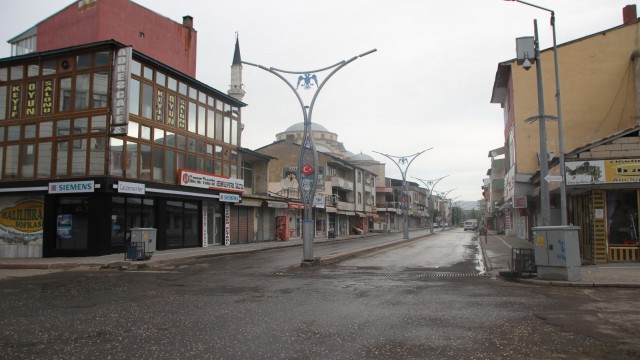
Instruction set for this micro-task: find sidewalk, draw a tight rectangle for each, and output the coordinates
[1,229,639,287]
[479,231,640,288]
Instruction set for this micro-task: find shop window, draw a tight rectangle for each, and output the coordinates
[88,138,105,175]
[125,141,138,179]
[141,83,153,119]
[56,197,89,251]
[207,109,215,138]
[95,52,110,68]
[4,145,18,178]
[76,54,91,69]
[74,118,88,134]
[7,125,20,141]
[0,86,6,120]
[59,78,72,112]
[153,147,163,181]
[109,137,124,177]
[56,141,68,176]
[197,105,206,136]
[129,78,140,116]
[188,101,197,133]
[140,144,151,179]
[36,142,52,178]
[91,115,106,133]
[607,190,638,245]
[20,143,34,178]
[42,60,56,75]
[75,74,90,110]
[92,71,108,108]
[164,149,175,183]
[40,121,53,137]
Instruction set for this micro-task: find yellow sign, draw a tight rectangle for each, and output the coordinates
[536,236,545,247]
[605,159,640,183]
[0,200,44,233]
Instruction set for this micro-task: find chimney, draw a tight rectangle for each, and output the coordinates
[183,15,194,29]
[623,5,638,24]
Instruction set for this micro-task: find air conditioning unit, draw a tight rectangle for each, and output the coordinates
[537,151,556,164]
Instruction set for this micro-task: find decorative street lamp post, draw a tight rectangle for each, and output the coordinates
[507,0,567,225]
[439,189,456,229]
[373,149,432,239]
[412,175,449,234]
[243,49,376,263]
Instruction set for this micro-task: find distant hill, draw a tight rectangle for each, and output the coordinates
[458,201,478,210]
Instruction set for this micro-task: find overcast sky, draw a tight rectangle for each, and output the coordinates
[0,0,634,203]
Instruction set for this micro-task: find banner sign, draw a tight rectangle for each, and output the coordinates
[110,46,132,136]
[178,169,244,193]
[565,159,640,185]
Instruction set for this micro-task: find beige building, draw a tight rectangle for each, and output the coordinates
[491,5,640,263]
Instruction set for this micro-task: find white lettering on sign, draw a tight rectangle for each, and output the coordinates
[49,181,95,194]
[224,203,231,246]
[111,47,131,135]
[219,193,240,202]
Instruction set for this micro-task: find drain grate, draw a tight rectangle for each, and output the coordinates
[273,272,487,278]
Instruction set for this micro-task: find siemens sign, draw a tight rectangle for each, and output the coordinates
[49,181,95,194]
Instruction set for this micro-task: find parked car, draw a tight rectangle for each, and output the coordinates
[464,220,478,231]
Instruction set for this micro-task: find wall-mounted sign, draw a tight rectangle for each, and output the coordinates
[49,181,95,194]
[219,193,240,202]
[118,181,145,195]
[110,46,132,136]
[178,169,244,193]
[565,159,640,185]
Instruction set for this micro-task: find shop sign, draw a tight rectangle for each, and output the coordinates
[0,199,44,233]
[118,181,145,195]
[178,169,244,193]
[513,196,527,209]
[224,203,231,246]
[49,180,95,194]
[219,193,240,202]
[565,159,640,185]
[110,46,132,136]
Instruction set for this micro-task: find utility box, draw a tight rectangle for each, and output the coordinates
[130,228,157,256]
[532,226,581,281]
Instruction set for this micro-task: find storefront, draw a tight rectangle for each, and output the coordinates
[566,158,640,263]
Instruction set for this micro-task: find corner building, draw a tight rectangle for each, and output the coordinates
[0,1,245,258]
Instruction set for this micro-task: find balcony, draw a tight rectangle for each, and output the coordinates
[331,176,354,191]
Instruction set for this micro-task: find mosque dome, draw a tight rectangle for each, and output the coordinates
[349,153,375,162]
[284,122,330,133]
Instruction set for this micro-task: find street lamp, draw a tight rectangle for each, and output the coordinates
[439,189,456,229]
[506,0,567,225]
[411,175,449,234]
[373,149,432,239]
[243,49,376,263]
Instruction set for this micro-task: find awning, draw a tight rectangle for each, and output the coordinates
[266,200,288,208]
[288,202,304,209]
[357,212,366,218]
[336,211,346,215]
[237,198,263,207]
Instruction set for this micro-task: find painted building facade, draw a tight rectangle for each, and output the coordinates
[490,5,640,263]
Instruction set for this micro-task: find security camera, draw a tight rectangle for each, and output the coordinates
[522,58,532,71]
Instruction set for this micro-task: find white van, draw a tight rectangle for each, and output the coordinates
[464,219,478,231]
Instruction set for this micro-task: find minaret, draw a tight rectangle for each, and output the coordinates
[228,34,246,101]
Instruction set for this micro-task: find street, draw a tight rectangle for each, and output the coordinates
[1,229,639,359]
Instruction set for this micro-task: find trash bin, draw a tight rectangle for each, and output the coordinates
[130,228,157,258]
[126,241,146,261]
[512,248,536,275]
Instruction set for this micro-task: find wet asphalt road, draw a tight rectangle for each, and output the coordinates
[1,229,639,359]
